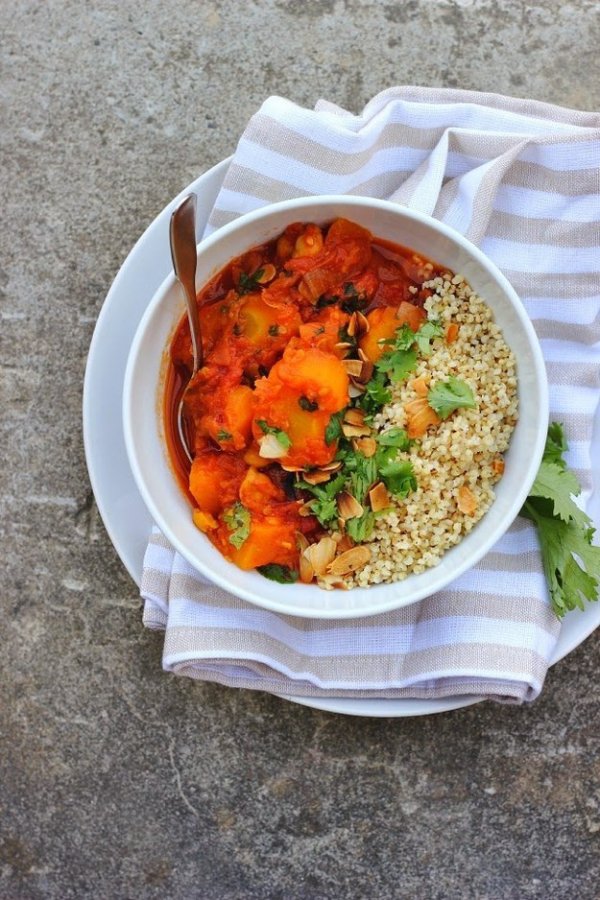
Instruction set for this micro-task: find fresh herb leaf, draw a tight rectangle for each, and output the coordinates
[257,564,299,584]
[298,396,319,412]
[376,347,418,383]
[521,422,600,618]
[414,319,444,356]
[237,268,264,295]
[216,429,232,441]
[316,294,338,309]
[223,503,251,549]
[256,419,292,450]
[325,410,345,445]
[377,427,411,450]
[427,377,476,419]
[378,458,417,497]
[346,510,376,542]
[357,372,392,417]
[340,283,368,313]
[268,324,280,337]
[296,473,346,528]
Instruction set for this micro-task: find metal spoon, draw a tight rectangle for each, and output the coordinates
[169,193,202,463]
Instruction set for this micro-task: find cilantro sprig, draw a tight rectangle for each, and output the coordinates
[223,503,251,549]
[428,377,476,419]
[257,564,298,584]
[237,268,265,295]
[521,423,600,618]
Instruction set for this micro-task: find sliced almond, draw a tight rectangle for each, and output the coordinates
[326,546,371,576]
[357,347,370,363]
[343,408,366,426]
[319,460,343,472]
[302,469,333,485]
[355,311,370,335]
[298,501,314,517]
[295,531,309,553]
[306,537,338,576]
[255,263,277,284]
[357,359,373,383]
[281,464,306,472]
[369,481,391,512]
[346,312,358,337]
[336,534,355,554]
[341,422,372,439]
[258,433,288,459]
[299,553,314,584]
[343,359,363,378]
[352,436,377,458]
[337,491,364,520]
[334,341,352,357]
[348,380,366,398]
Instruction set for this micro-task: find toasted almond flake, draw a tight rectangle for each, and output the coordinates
[255,263,276,284]
[343,408,366,426]
[457,484,478,515]
[337,491,364,520]
[341,422,372,438]
[334,342,352,357]
[319,460,343,472]
[355,311,369,335]
[258,433,288,459]
[281,464,306,472]
[336,534,355,554]
[295,531,309,553]
[369,481,391,512]
[306,537,338,576]
[346,312,357,337]
[299,553,314,584]
[343,359,363,378]
[352,436,377,458]
[302,469,333,485]
[411,375,430,397]
[348,380,366,397]
[298,502,314,517]
[326,546,371,576]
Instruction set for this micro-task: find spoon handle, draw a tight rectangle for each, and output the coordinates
[170,194,202,373]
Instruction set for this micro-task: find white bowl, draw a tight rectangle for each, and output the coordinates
[123,195,548,619]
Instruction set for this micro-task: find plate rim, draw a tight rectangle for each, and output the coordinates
[82,157,600,717]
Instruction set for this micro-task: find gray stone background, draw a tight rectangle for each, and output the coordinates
[2,1,599,898]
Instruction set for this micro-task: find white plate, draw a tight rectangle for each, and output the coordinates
[83,158,600,718]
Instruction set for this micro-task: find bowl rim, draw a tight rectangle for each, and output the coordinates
[123,194,549,619]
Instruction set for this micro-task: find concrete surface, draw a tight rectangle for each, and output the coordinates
[2,1,599,898]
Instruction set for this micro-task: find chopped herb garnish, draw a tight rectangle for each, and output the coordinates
[375,324,419,383]
[340,283,368,313]
[325,410,345,445]
[256,419,291,449]
[223,503,251,549]
[356,372,392,417]
[316,294,338,309]
[377,458,417,497]
[216,429,232,442]
[427,377,476,419]
[298,396,319,412]
[268,324,280,337]
[414,319,444,356]
[257,564,299,584]
[346,510,376,542]
[377,427,411,450]
[296,473,346,529]
[237,269,264,295]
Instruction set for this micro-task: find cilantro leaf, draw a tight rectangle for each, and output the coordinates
[256,419,291,450]
[528,461,591,529]
[377,427,411,450]
[257,564,298,584]
[356,372,392,417]
[296,473,345,528]
[521,422,600,618]
[378,458,417,497]
[414,319,444,356]
[237,268,264,295]
[346,510,376,542]
[325,410,345,445]
[216,429,232,441]
[376,347,418,383]
[223,503,251,549]
[298,395,319,412]
[427,377,476,419]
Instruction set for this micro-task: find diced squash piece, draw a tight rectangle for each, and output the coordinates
[492,457,505,475]
[239,467,285,513]
[293,224,324,258]
[457,484,477,515]
[192,509,218,532]
[445,322,460,344]
[229,515,298,570]
[359,307,401,363]
[396,301,427,332]
[189,451,247,515]
[243,444,272,469]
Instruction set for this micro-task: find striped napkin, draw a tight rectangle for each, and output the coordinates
[141,87,600,704]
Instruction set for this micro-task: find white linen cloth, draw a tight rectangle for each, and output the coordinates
[141,87,600,703]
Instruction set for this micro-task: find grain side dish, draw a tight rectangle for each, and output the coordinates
[165,218,517,589]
